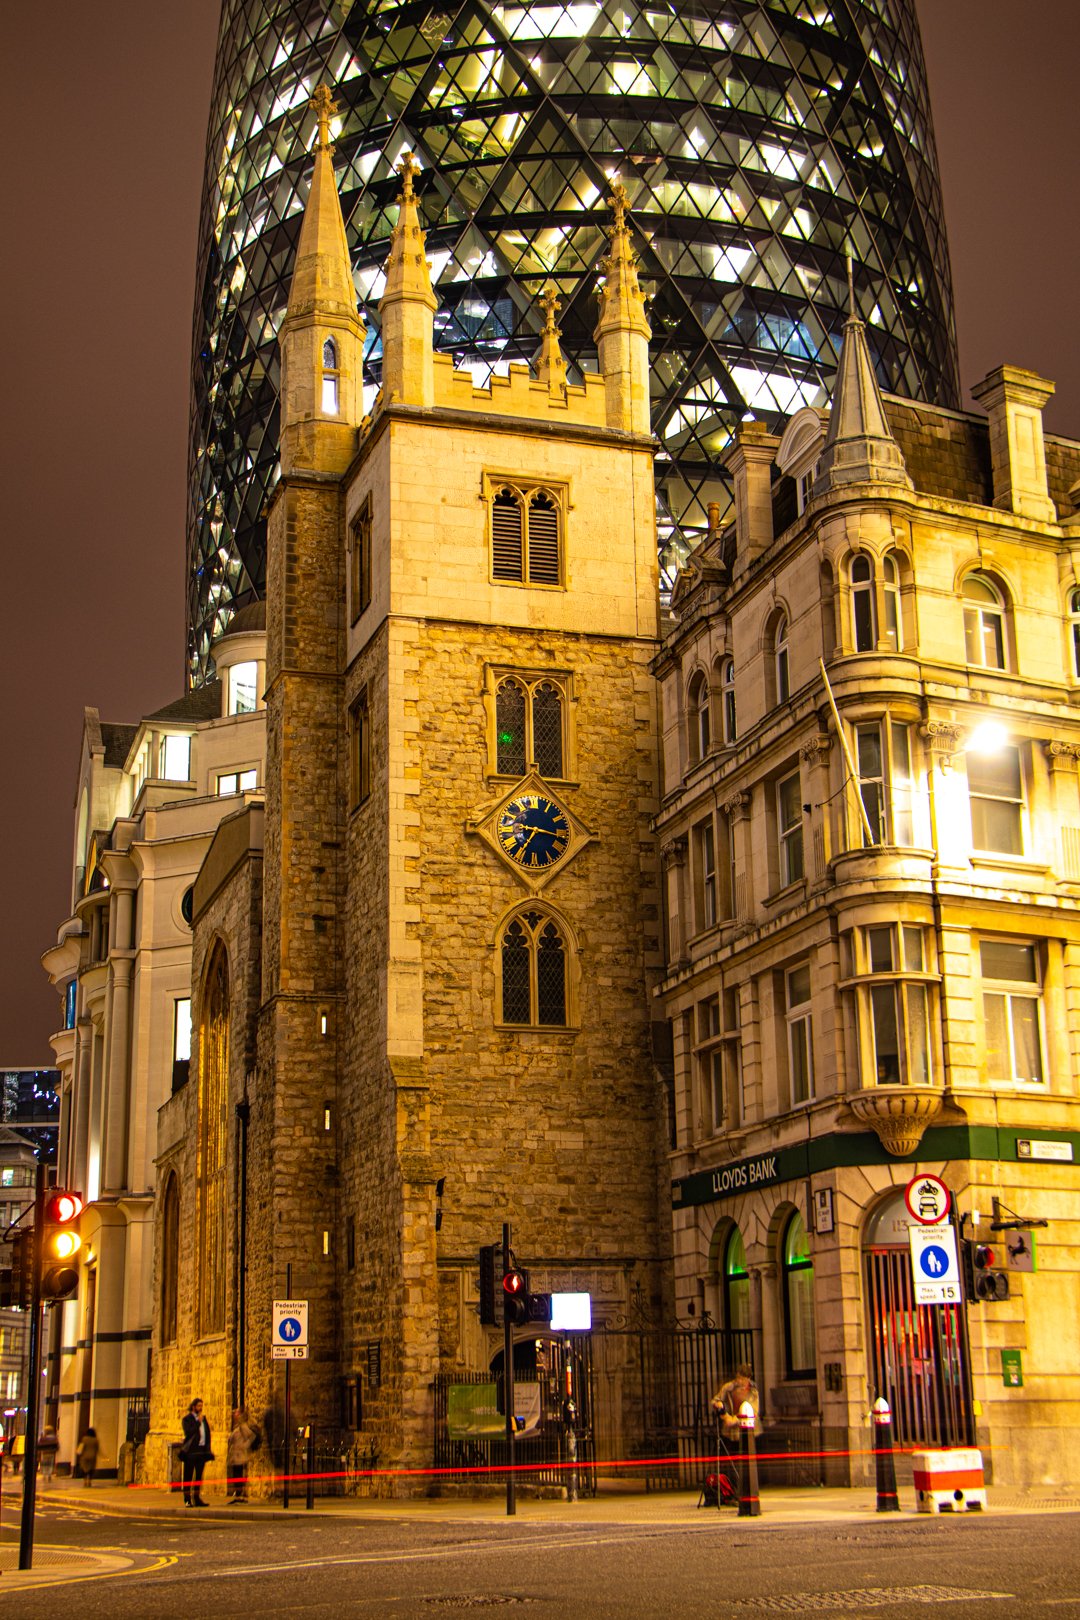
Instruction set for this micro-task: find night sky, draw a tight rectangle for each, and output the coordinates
[2,2,1078,1060]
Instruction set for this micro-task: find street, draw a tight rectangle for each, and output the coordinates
[1,1488,1079,1618]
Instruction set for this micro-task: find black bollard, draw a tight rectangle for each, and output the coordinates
[737,1402,761,1518]
[872,1397,900,1512]
[306,1425,315,1511]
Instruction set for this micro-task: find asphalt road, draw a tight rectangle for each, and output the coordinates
[3,1496,1079,1618]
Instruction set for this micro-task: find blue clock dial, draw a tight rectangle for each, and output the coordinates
[497,794,571,870]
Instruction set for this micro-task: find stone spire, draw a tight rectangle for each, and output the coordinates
[278,84,365,475]
[379,152,438,407]
[534,284,567,399]
[593,185,652,434]
[285,85,359,322]
[814,257,911,494]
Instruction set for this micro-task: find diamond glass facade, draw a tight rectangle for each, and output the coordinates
[188,0,958,681]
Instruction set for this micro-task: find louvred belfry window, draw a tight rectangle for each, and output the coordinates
[490,482,564,585]
[527,492,560,584]
[492,489,524,579]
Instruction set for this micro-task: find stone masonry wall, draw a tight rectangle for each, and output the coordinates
[147,823,262,1487]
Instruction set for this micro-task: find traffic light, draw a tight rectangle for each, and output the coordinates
[479,1244,498,1325]
[526,1291,552,1325]
[1,1228,34,1310]
[41,1190,83,1303]
[962,1238,1009,1303]
[502,1268,528,1326]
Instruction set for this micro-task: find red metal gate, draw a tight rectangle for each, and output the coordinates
[864,1246,973,1448]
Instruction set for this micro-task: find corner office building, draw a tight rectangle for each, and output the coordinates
[654,315,1080,1484]
[188,0,959,680]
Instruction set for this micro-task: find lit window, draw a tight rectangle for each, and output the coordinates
[228,661,258,714]
[1070,588,1080,678]
[721,657,737,744]
[782,1212,815,1377]
[723,1227,750,1332]
[883,553,902,650]
[173,997,191,1091]
[850,554,876,651]
[785,962,814,1104]
[490,483,564,586]
[322,335,339,414]
[159,734,191,781]
[774,614,790,703]
[980,939,1044,1085]
[859,925,931,1086]
[777,770,804,885]
[499,908,569,1028]
[687,671,710,765]
[855,720,914,846]
[217,769,257,796]
[963,574,1006,669]
[968,744,1023,855]
[495,675,565,777]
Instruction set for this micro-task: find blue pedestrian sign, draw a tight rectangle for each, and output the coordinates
[908,1224,960,1304]
[272,1298,309,1347]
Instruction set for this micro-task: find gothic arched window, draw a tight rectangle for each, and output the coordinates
[490,485,564,585]
[160,1172,180,1346]
[499,908,570,1028]
[321,335,339,414]
[495,676,565,778]
[197,942,229,1336]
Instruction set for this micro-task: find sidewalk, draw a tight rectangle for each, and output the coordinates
[12,1475,1080,1526]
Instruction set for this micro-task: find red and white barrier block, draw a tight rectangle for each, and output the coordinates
[911,1448,987,1513]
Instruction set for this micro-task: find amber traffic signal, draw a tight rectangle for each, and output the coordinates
[41,1190,83,1303]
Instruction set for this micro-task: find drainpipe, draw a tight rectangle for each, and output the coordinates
[235,1100,250,1410]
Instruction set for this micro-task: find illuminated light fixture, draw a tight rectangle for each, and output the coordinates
[966,719,1009,754]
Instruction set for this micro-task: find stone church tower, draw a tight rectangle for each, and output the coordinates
[151,88,667,1479]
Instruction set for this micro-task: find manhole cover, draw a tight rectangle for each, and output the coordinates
[732,1587,1011,1611]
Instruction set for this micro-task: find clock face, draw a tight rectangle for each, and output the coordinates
[497,793,571,871]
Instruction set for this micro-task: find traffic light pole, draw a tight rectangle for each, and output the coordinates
[19,1163,47,1570]
[503,1221,515,1518]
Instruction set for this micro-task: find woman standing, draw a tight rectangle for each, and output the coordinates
[179,1398,213,1506]
[75,1427,99,1486]
[226,1407,258,1502]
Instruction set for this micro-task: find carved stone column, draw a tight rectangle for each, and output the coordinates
[722,790,751,921]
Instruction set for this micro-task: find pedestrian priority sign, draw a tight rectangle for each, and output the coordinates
[273,1298,309,1348]
[908,1223,961,1305]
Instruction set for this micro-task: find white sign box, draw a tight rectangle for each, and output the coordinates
[273,1299,309,1347]
[908,1223,961,1305]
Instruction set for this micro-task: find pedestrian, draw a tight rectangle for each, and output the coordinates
[75,1427,99,1487]
[710,1363,760,1445]
[179,1398,213,1506]
[226,1406,259,1502]
[37,1425,60,1487]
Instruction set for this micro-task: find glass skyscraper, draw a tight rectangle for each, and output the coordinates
[188,0,959,681]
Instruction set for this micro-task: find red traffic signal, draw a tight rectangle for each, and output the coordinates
[41,1189,84,1303]
[502,1269,528,1326]
[969,1241,1009,1302]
